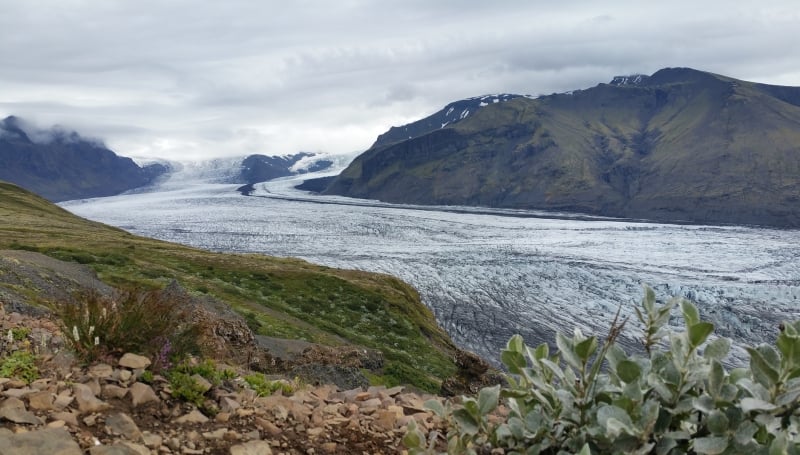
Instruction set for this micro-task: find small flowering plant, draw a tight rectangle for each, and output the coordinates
[58,288,200,364]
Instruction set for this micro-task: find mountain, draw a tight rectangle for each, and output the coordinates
[323,68,800,227]
[0,116,167,202]
[239,152,333,183]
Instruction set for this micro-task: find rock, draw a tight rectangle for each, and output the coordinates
[73,383,110,413]
[105,412,143,442]
[255,417,282,436]
[88,444,143,455]
[129,382,158,407]
[0,427,82,455]
[0,406,44,425]
[374,409,398,430]
[219,396,240,413]
[2,386,34,398]
[0,396,26,410]
[141,431,162,448]
[229,440,273,455]
[321,442,338,453]
[174,409,209,424]
[89,363,114,378]
[53,390,74,409]
[27,390,55,410]
[190,374,212,393]
[102,384,129,400]
[202,428,227,440]
[51,410,79,427]
[118,353,151,370]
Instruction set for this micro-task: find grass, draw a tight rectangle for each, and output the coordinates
[0,182,458,391]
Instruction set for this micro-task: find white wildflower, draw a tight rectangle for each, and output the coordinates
[72,326,80,342]
[6,329,12,343]
[88,326,95,337]
[94,336,100,346]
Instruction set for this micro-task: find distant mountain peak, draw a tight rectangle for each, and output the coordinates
[609,74,650,86]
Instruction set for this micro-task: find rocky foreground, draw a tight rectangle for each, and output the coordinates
[0,305,451,454]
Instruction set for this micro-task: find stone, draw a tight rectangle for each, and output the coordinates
[190,374,212,393]
[0,427,82,455]
[30,378,52,391]
[219,396,240,413]
[374,409,398,430]
[0,396,26,410]
[27,390,55,410]
[102,384,129,400]
[118,353,150,370]
[2,387,34,398]
[202,428,227,440]
[307,427,324,438]
[51,411,79,427]
[141,431,162,448]
[89,363,114,378]
[105,412,143,442]
[129,382,158,407]
[321,442,338,454]
[47,420,66,428]
[53,390,74,410]
[85,378,102,396]
[255,417,282,436]
[88,444,143,455]
[0,407,43,425]
[174,409,209,424]
[229,440,273,455]
[74,383,110,413]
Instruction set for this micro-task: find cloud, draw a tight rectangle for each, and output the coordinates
[1,1,799,160]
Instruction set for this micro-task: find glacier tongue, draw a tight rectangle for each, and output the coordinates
[61,173,800,367]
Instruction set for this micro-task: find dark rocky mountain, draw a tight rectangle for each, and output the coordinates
[240,153,333,183]
[0,116,167,201]
[324,68,800,227]
[371,94,523,148]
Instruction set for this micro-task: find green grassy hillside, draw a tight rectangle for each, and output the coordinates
[0,181,458,391]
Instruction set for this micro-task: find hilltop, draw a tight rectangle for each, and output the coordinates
[323,68,800,227]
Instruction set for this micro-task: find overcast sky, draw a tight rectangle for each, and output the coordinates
[1,1,799,161]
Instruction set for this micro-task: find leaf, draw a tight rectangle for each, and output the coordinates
[452,408,479,435]
[704,337,731,361]
[501,350,527,375]
[776,331,800,369]
[734,421,758,445]
[689,322,714,348]
[708,359,725,399]
[507,334,525,353]
[533,342,549,360]
[575,336,598,363]
[617,359,642,383]
[746,346,780,389]
[597,405,635,437]
[693,436,729,454]
[578,443,591,455]
[740,397,777,413]
[707,410,729,435]
[681,299,700,327]
[424,399,445,417]
[477,385,500,416]
[643,286,656,315]
[556,332,582,371]
[402,420,423,448]
[768,432,788,455]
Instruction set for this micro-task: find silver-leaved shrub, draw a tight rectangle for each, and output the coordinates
[405,287,800,454]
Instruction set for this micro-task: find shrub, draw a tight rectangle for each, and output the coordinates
[0,350,39,384]
[58,288,200,363]
[244,373,296,396]
[405,287,800,454]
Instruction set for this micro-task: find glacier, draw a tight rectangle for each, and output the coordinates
[61,165,800,366]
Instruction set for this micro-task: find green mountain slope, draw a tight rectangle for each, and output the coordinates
[0,181,458,391]
[325,68,800,227]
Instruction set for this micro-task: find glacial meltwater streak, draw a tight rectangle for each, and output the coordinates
[61,169,800,365]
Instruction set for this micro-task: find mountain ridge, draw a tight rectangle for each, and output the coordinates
[323,68,800,227]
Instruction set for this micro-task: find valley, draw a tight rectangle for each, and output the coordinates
[61,169,800,366]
